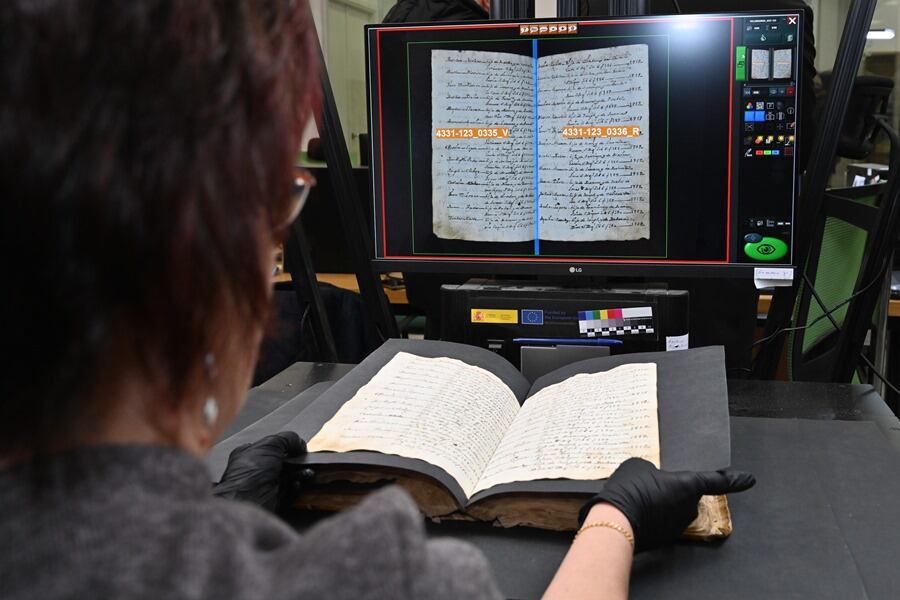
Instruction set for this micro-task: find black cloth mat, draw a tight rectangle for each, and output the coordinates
[440,417,900,599]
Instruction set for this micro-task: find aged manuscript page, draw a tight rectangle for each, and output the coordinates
[472,363,659,495]
[431,50,534,241]
[307,352,520,498]
[537,45,651,241]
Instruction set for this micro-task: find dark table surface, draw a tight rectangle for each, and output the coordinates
[239,363,900,599]
[223,362,355,439]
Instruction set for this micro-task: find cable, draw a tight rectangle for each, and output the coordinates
[752,271,884,350]
[752,322,809,350]
[671,0,682,13]
[298,302,316,357]
[752,267,897,390]
[801,270,842,331]
[860,353,900,397]
[752,298,847,349]
[727,367,753,377]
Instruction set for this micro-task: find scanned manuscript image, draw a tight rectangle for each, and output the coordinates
[430,45,650,243]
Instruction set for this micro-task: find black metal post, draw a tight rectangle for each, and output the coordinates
[753,0,878,378]
[309,13,400,341]
[285,221,340,363]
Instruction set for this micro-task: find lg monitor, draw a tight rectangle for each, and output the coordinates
[365,11,804,278]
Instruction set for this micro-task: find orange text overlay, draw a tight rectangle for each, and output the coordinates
[435,127,510,139]
[562,125,642,139]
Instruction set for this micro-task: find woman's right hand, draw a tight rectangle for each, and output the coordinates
[580,458,756,553]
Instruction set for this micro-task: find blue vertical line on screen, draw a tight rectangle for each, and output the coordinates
[533,38,540,256]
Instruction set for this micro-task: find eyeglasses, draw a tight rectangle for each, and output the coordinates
[282,167,316,228]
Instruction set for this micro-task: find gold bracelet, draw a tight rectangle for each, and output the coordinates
[574,520,635,549]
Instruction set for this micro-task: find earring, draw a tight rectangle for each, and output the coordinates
[202,397,219,427]
[202,352,219,427]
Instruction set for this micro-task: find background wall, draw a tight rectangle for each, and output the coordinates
[812,0,899,175]
[301,0,395,164]
[302,0,900,169]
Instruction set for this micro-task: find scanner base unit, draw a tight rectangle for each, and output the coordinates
[440,279,689,369]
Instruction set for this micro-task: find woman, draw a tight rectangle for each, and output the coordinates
[0,2,753,598]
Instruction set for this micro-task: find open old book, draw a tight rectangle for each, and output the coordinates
[269,340,733,536]
[431,44,650,243]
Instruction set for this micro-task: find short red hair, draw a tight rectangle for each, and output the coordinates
[0,0,319,455]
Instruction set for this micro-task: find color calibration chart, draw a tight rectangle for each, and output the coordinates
[578,306,654,337]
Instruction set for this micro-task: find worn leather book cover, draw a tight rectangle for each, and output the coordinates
[293,465,731,538]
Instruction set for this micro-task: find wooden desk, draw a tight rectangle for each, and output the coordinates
[758,293,900,317]
[278,273,900,317]
[274,271,409,305]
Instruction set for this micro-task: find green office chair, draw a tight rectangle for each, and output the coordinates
[756,76,900,383]
[785,182,891,382]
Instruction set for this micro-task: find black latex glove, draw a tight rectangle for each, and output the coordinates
[580,457,756,553]
[212,432,314,512]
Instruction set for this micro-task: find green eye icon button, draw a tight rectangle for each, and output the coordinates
[744,236,788,261]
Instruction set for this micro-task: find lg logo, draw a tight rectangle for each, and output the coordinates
[569,266,583,273]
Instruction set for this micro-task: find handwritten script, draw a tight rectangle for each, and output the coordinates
[430,45,651,243]
[307,352,520,498]
[537,45,650,241]
[473,363,659,494]
[431,50,534,241]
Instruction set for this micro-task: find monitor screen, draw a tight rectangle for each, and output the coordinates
[365,12,803,277]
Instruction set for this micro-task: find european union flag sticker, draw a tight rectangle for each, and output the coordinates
[521,309,544,325]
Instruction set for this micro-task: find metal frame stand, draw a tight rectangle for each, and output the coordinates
[285,221,339,362]
[287,6,400,358]
[872,261,894,397]
[753,0,880,378]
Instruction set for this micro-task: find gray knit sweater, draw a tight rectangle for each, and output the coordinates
[0,445,503,599]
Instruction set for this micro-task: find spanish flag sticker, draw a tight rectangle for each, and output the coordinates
[470,309,518,324]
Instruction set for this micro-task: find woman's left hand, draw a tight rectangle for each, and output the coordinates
[212,432,313,511]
